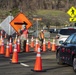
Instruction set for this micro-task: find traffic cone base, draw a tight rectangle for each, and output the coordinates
[31,68,46,72]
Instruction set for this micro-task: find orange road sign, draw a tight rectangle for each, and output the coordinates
[10,12,32,34]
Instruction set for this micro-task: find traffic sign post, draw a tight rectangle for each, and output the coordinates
[10,12,32,34]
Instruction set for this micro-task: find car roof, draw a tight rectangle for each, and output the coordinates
[62,26,76,29]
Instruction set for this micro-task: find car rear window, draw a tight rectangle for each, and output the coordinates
[59,29,76,35]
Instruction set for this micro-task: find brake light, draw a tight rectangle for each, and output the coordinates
[67,49,70,53]
[56,35,60,39]
[72,51,74,54]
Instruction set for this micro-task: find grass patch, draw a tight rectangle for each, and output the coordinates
[37,9,67,16]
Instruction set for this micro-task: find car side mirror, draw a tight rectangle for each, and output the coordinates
[59,40,64,44]
[59,41,67,45]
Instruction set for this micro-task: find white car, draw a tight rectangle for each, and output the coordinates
[55,26,76,46]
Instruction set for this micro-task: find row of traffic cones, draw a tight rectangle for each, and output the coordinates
[0,35,56,72]
[0,29,57,53]
[33,38,56,52]
[0,35,56,56]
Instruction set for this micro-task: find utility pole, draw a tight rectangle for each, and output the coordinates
[66,0,69,10]
[33,18,42,37]
[9,11,12,36]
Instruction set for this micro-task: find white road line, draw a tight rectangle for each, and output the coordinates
[20,63,29,67]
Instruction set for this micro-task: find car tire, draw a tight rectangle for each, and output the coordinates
[56,52,63,65]
[73,55,76,72]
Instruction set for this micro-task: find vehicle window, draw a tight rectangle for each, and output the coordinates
[71,34,76,44]
[65,34,75,43]
[59,29,76,35]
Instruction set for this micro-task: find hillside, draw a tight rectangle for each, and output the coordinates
[0,0,75,29]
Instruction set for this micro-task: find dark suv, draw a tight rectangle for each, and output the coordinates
[56,33,76,72]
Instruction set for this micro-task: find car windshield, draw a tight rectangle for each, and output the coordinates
[59,29,76,35]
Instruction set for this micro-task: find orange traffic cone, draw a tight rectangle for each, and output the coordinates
[0,33,3,54]
[9,38,13,53]
[0,31,3,42]
[43,39,46,52]
[0,46,1,54]
[32,47,43,72]
[47,39,51,50]
[51,38,56,51]
[5,41,10,57]
[0,30,3,38]
[0,38,2,46]
[0,37,2,54]
[25,39,29,52]
[30,36,34,48]
[11,44,18,64]
[13,34,17,44]
[0,39,5,54]
[17,38,20,52]
[4,33,7,38]
[34,38,39,52]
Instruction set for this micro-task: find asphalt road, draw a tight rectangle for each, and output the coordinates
[0,50,76,75]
